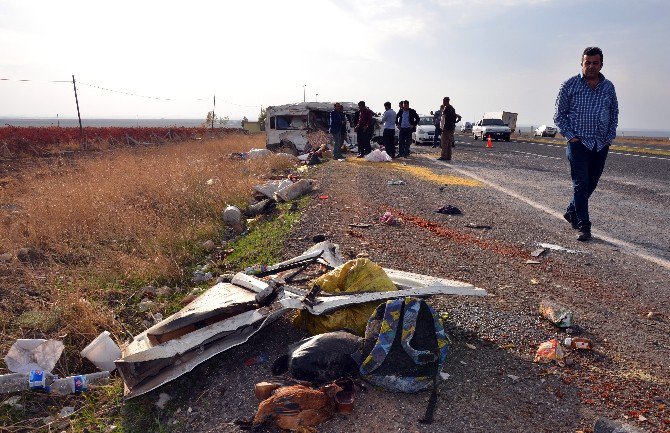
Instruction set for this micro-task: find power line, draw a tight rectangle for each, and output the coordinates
[1,76,260,108]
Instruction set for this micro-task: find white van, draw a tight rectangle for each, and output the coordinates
[265,102,366,154]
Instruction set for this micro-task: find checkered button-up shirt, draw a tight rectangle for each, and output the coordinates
[554,73,619,151]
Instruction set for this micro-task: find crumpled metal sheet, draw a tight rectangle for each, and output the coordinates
[4,339,64,373]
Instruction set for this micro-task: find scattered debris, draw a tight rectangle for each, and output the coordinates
[564,337,592,350]
[318,194,329,199]
[117,241,487,398]
[3,395,22,409]
[530,278,540,285]
[275,179,314,202]
[59,406,75,418]
[387,180,406,185]
[222,205,242,227]
[380,211,397,225]
[539,300,574,328]
[465,343,477,350]
[534,339,565,366]
[80,331,121,372]
[4,339,64,373]
[364,149,392,162]
[530,248,546,258]
[537,242,581,254]
[191,271,213,283]
[507,374,520,382]
[348,223,372,228]
[525,260,541,265]
[464,223,492,229]
[244,354,268,366]
[248,148,272,159]
[436,204,462,215]
[251,381,346,431]
[0,371,110,394]
[244,199,276,217]
[155,392,172,409]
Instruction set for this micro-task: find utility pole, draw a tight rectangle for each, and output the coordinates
[316,93,319,102]
[303,84,306,103]
[212,94,216,130]
[71,75,83,147]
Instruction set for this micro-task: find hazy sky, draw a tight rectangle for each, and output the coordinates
[1,0,668,129]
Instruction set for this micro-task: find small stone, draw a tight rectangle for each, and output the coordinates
[638,415,647,422]
[138,299,154,312]
[530,278,539,285]
[156,286,173,297]
[465,343,477,350]
[0,252,13,262]
[201,240,215,252]
[187,407,193,414]
[151,313,163,323]
[507,374,520,382]
[142,285,156,299]
[3,395,22,409]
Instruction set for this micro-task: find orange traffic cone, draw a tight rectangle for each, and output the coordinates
[486,135,493,148]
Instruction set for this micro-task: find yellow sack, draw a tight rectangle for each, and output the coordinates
[293,258,396,336]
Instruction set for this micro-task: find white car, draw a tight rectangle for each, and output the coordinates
[460,122,473,133]
[534,125,557,138]
[412,116,437,145]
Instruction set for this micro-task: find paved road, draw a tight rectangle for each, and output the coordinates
[413,133,670,264]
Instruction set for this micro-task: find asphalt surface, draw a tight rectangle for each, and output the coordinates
[413,133,670,265]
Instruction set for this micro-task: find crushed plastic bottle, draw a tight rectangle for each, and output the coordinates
[244,264,268,276]
[539,300,574,328]
[0,371,110,394]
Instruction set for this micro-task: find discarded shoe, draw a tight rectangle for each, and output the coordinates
[577,227,591,241]
[563,212,579,229]
[436,204,462,215]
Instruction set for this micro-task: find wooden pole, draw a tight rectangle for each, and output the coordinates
[212,94,215,131]
[72,75,84,147]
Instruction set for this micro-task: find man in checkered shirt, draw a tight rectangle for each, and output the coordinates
[554,46,619,241]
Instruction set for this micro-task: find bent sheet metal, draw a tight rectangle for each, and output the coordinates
[117,242,487,398]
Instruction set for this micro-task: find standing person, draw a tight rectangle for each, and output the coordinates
[554,46,618,241]
[395,100,420,158]
[354,101,374,157]
[439,97,461,161]
[380,102,397,158]
[329,103,347,160]
[432,105,443,148]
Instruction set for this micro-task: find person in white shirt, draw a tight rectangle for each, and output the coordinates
[379,101,397,158]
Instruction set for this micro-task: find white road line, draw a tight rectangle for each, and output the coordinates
[609,152,670,161]
[511,150,562,160]
[435,161,670,271]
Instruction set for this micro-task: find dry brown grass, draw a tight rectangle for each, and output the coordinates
[0,133,294,373]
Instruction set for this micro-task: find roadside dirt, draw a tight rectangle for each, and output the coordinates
[155,153,669,433]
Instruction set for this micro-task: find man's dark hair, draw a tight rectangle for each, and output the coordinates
[384,101,391,109]
[358,101,366,107]
[582,46,603,63]
[403,100,409,105]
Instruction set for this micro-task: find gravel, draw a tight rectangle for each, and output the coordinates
[146,151,669,433]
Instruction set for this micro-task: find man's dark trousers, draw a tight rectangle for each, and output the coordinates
[398,128,412,157]
[357,130,372,156]
[383,129,396,158]
[566,140,609,229]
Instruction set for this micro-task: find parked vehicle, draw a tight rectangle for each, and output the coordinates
[472,118,511,141]
[483,111,518,132]
[534,125,557,138]
[411,116,436,145]
[460,122,473,133]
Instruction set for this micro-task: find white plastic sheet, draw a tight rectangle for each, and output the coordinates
[4,339,64,373]
[364,149,392,162]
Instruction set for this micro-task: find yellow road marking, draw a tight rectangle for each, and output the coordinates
[348,158,481,187]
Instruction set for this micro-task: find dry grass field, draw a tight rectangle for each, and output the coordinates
[0,133,297,430]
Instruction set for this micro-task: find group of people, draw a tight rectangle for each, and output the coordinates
[328,97,462,161]
[327,47,618,242]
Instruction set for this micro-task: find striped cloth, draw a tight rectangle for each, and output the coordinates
[554,73,619,151]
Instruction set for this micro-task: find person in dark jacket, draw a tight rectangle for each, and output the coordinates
[395,100,420,158]
[439,97,461,161]
[354,101,375,157]
[329,103,347,159]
